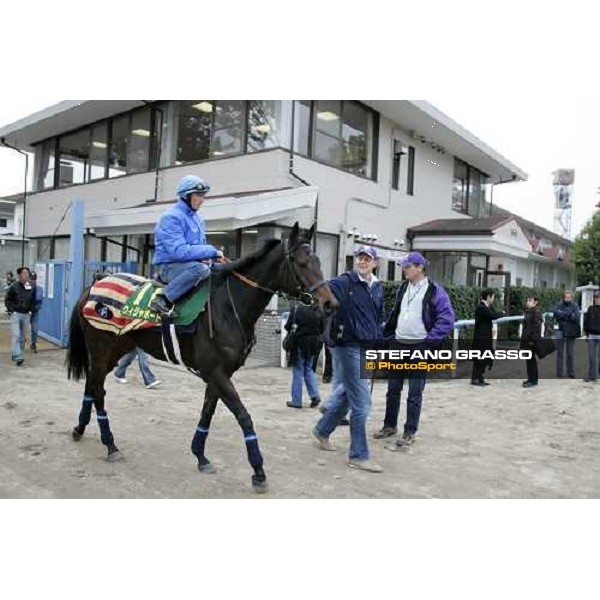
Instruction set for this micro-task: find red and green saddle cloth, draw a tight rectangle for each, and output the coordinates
[82,273,210,335]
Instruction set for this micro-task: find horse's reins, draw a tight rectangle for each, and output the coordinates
[230,242,327,306]
[224,241,327,360]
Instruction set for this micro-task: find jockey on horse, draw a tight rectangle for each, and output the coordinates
[149,175,225,316]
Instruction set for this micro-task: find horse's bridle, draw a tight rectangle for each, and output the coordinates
[231,241,327,306]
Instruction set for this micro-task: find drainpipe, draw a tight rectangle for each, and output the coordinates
[141,101,163,203]
[0,137,29,266]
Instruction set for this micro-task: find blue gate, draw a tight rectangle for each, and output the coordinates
[35,260,139,347]
[35,260,71,346]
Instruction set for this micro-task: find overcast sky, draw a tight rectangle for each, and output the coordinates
[1,98,598,238]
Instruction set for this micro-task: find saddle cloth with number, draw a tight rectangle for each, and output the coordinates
[82,272,210,335]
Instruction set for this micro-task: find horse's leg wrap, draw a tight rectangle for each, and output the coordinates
[96,410,115,447]
[191,426,209,459]
[244,431,264,471]
[78,395,94,431]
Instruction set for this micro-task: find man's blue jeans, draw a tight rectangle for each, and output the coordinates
[114,348,157,386]
[383,375,427,435]
[556,331,575,377]
[587,335,600,380]
[157,261,211,303]
[383,341,427,435]
[290,351,319,406]
[10,312,29,361]
[315,345,372,460]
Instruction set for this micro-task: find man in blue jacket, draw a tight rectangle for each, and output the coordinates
[150,175,223,315]
[373,252,455,449]
[552,291,581,378]
[312,245,385,473]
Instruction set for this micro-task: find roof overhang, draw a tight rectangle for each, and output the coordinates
[411,232,531,259]
[86,186,319,236]
[363,100,528,184]
[0,101,148,150]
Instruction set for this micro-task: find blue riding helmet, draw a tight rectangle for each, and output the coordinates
[176,175,211,200]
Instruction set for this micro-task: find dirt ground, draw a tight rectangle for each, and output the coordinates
[0,324,599,498]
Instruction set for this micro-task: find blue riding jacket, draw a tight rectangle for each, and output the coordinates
[153,199,219,265]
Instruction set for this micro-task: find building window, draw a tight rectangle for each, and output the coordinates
[392,140,403,190]
[247,100,283,152]
[516,277,523,287]
[468,168,484,218]
[211,100,245,157]
[175,100,245,164]
[294,100,377,179]
[128,107,152,174]
[0,218,7,228]
[38,139,57,190]
[58,130,90,186]
[109,114,129,178]
[176,100,212,163]
[453,157,488,216]
[407,146,415,195]
[293,100,312,156]
[89,122,108,181]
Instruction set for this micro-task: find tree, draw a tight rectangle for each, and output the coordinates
[571,210,600,285]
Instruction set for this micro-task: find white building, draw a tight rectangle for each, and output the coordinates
[0,99,575,290]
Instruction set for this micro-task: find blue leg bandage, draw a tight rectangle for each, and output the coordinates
[78,395,94,429]
[244,432,263,469]
[191,426,209,458]
[96,410,114,447]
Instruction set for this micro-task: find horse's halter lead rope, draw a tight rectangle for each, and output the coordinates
[225,240,327,362]
[231,242,327,306]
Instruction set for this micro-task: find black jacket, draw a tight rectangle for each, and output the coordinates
[520,308,542,349]
[285,304,324,359]
[584,305,600,335]
[472,302,504,352]
[4,281,35,314]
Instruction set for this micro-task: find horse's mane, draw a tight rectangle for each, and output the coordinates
[215,238,282,275]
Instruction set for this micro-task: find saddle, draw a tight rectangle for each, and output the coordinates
[83,272,211,336]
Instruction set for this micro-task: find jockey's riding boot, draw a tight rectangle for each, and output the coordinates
[150,293,175,316]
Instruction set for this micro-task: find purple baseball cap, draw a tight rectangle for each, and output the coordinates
[354,245,378,260]
[398,251,427,268]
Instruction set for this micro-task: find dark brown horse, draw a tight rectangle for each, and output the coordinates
[66,223,338,492]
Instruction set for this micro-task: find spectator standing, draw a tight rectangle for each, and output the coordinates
[552,291,580,378]
[114,348,162,389]
[29,271,45,353]
[583,290,600,382]
[471,289,504,386]
[4,267,35,366]
[521,296,542,388]
[285,302,323,409]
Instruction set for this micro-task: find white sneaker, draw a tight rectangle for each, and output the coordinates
[146,380,162,389]
[347,458,383,473]
[114,375,128,384]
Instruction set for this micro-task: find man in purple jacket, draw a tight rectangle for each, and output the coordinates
[373,252,455,449]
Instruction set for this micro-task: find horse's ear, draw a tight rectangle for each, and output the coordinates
[289,222,300,245]
[306,223,315,241]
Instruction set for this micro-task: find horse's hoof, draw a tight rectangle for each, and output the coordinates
[72,428,83,441]
[197,460,215,474]
[106,450,123,463]
[252,476,269,494]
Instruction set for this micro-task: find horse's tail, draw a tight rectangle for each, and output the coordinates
[66,301,88,381]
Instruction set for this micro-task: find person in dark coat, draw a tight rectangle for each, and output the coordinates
[471,289,504,386]
[520,296,542,388]
[583,290,600,382]
[285,302,323,409]
[552,291,580,378]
